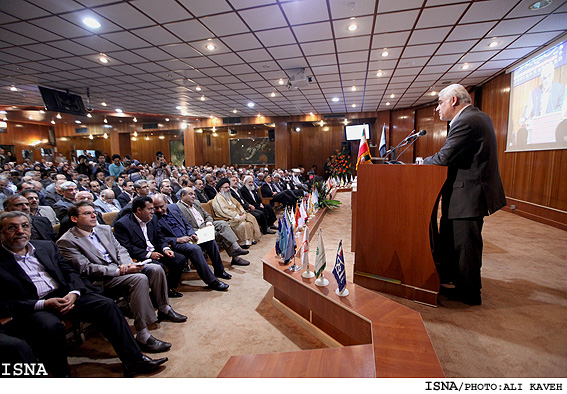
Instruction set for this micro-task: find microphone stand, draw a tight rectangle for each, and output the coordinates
[383,130,415,163]
[394,131,427,162]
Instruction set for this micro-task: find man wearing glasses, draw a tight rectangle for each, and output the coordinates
[57,201,186,354]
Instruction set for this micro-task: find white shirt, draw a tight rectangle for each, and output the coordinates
[134,214,156,259]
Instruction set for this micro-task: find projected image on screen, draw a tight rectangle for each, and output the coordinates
[507,39,567,152]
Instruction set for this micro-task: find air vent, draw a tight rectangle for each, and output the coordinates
[142,123,158,129]
[222,117,241,124]
[323,114,346,119]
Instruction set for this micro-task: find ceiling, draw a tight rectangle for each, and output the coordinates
[1,0,566,122]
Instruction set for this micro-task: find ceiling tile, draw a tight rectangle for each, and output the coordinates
[200,13,250,36]
[132,0,193,24]
[292,22,333,43]
[415,3,469,29]
[238,5,288,31]
[94,2,157,29]
[407,26,452,45]
[256,27,296,47]
[165,19,213,42]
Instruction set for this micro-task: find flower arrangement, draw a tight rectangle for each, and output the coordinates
[329,146,353,182]
[313,181,341,209]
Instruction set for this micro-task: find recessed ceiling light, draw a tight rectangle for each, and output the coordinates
[278,79,285,85]
[51,119,55,124]
[257,114,262,118]
[348,23,357,31]
[309,112,314,116]
[351,86,357,91]
[386,102,391,106]
[206,44,215,51]
[99,56,109,64]
[376,70,383,77]
[431,91,437,96]
[87,113,92,118]
[382,50,389,57]
[82,17,101,29]
[332,97,339,102]
[529,0,552,10]
[270,92,276,97]
[196,86,202,91]
[351,104,356,108]
[56,113,62,119]
[461,63,470,70]
[200,96,206,101]
[165,118,170,121]
[390,94,395,98]
[232,109,238,114]
[247,102,254,107]
[489,41,499,48]
[75,120,81,124]
[10,86,17,92]
[101,102,107,106]
[115,109,122,113]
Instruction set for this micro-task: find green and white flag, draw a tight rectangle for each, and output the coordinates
[314,229,326,278]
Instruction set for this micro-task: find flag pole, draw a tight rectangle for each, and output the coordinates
[315,272,329,287]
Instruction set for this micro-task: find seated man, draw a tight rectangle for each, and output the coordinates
[229,176,274,235]
[177,188,250,265]
[3,195,56,242]
[117,180,135,208]
[212,178,261,248]
[0,211,167,377]
[239,175,277,231]
[159,179,177,204]
[94,188,121,213]
[260,174,297,208]
[21,189,59,226]
[193,179,209,203]
[152,194,230,290]
[57,201,186,354]
[52,181,78,221]
[113,196,186,298]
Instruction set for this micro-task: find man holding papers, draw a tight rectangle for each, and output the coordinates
[152,194,230,291]
[57,201,186,354]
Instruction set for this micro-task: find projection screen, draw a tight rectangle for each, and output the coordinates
[506,38,567,152]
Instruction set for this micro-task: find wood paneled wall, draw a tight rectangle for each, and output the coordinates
[0,122,51,163]
[415,104,448,160]
[390,108,416,163]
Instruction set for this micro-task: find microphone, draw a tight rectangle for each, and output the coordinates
[395,130,427,161]
[384,130,416,159]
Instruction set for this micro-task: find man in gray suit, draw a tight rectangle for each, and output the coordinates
[176,188,250,267]
[424,84,506,305]
[93,189,121,213]
[57,201,187,354]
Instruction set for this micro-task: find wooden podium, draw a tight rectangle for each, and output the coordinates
[353,164,447,306]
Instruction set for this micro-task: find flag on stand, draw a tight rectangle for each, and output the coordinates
[356,133,371,170]
[294,202,301,230]
[278,218,287,257]
[379,124,387,158]
[283,217,296,262]
[332,240,347,292]
[300,198,308,225]
[312,188,319,209]
[300,226,310,270]
[314,229,326,279]
[275,218,282,255]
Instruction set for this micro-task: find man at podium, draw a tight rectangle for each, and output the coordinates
[424,84,506,305]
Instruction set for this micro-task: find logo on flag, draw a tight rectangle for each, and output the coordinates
[332,240,347,292]
[314,229,326,278]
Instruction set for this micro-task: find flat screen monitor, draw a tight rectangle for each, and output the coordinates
[39,86,87,116]
[345,123,370,141]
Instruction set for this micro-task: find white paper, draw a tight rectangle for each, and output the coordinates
[195,225,215,244]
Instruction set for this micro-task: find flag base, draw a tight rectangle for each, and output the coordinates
[315,276,329,287]
[302,270,315,278]
[335,288,349,297]
[288,263,301,272]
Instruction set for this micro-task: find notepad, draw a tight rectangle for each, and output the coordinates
[195,225,215,244]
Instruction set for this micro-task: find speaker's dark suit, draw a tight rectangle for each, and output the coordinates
[114,213,186,290]
[424,105,506,300]
[240,186,277,226]
[156,204,224,284]
[0,240,143,377]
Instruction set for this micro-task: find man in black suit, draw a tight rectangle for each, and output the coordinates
[114,196,186,298]
[203,174,217,201]
[3,195,56,242]
[152,194,229,291]
[229,176,274,235]
[117,179,135,208]
[240,175,277,228]
[194,179,209,203]
[260,174,297,208]
[52,181,78,221]
[0,211,167,377]
[424,84,506,305]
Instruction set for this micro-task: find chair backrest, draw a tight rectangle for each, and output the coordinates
[102,211,119,225]
[53,223,60,235]
[257,187,274,206]
[201,201,214,218]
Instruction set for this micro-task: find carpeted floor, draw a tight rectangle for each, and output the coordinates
[69,191,567,378]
